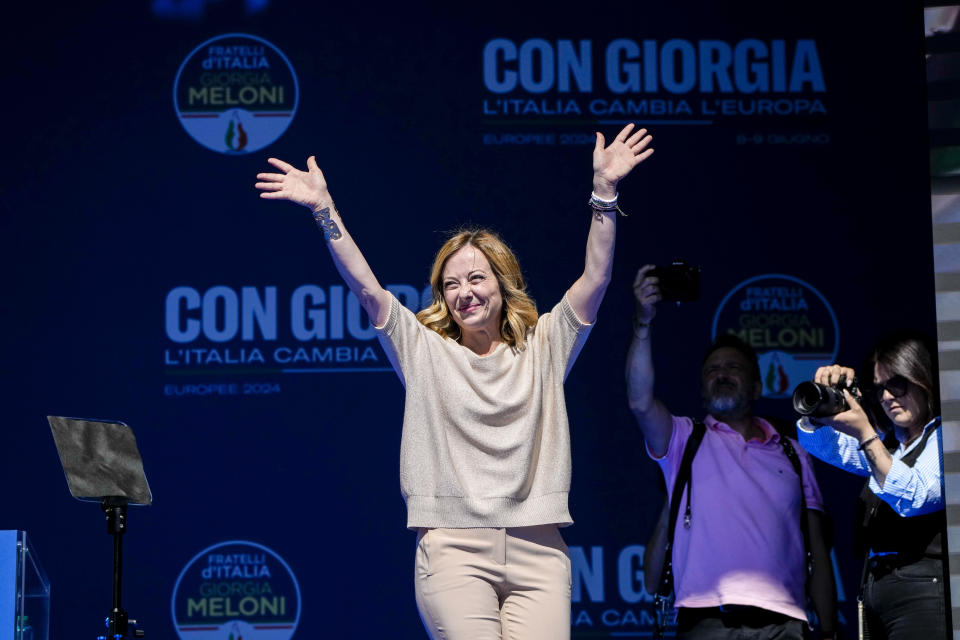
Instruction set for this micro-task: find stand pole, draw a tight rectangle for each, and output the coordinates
[102,501,130,639]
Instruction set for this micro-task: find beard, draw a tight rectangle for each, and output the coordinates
[707,395,741,415]
[704,380,751,417]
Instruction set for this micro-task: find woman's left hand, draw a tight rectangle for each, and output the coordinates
[810,364,875,440]
[816,390,874,440]
[592,123,654,197]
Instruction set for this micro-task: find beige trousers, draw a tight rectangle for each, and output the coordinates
[414,525,571,640]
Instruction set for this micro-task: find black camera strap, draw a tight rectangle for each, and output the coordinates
[653,418,706,639]
[778,437,813,578]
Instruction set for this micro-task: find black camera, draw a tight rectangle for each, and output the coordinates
[792,376,860,418]
[650,259,700,302]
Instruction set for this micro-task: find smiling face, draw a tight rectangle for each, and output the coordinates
[701,347,761,418]
[874,362,929,432]
[441,244,503,339]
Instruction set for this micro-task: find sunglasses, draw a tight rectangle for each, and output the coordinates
[871,375,910,401]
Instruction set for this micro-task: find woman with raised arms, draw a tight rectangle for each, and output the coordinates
[255,124,654,640]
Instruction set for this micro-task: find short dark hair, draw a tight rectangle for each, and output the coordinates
[702,333,761,383]
[863,330,939,430]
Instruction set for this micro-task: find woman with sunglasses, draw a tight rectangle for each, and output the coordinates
[796,331,945,639]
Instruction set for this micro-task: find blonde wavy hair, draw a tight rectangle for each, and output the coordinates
[416,228,539,349]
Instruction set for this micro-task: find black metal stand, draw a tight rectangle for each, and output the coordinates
[100,498,144,640]
[46,416,152,640]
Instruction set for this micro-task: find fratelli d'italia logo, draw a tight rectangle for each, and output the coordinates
[171,540,301,640]
[711,274,839,399]
[174,34,299,154]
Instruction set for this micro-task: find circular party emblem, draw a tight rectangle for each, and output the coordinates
[711,274,839,398]
[173,34,299,154]
[171,540,301,640]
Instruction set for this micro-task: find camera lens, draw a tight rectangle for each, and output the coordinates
[792,381,849,417]
[792,382,825,415]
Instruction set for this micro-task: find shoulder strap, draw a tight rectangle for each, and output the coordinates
[779,437,813,576]
[900,420,939,467]
[656,418,706,599]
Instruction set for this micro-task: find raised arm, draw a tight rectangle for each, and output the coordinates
[255,156,392,326]
[626,265,673,457]
[807,366,943,514]
[567,124,654,323]
[811,365,894,485]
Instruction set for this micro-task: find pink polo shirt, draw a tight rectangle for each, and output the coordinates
[649,415,824,620]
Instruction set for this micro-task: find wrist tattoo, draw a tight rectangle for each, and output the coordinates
[313,206,342,240]
[863,445,887,477]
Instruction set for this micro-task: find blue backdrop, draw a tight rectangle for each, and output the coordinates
[0,2,935,638]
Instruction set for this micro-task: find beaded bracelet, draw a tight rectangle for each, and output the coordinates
[589,191,627,217]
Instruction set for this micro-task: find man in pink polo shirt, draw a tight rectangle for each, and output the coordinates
[626,265,836,640]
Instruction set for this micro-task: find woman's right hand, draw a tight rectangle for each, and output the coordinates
[632,264,660,326]
[255,156,333,212]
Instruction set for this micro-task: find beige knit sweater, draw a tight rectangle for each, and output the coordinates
[376,293,592,529]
